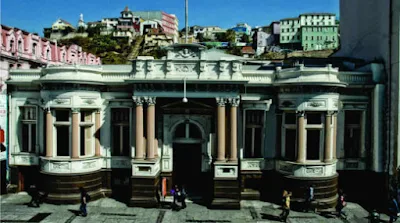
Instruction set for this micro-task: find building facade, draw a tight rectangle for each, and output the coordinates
[1,24,101,193]
[334,0,400,202]
[6,43,385,209]
[280,13,339,51]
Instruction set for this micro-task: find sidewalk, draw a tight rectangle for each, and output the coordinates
[0,192,390,222]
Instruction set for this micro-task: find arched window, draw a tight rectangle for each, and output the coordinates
[18,40,22,52]
[32,43,37,56]
[173,122,202,143]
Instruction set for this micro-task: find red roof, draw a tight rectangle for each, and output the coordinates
[242,46,255,54]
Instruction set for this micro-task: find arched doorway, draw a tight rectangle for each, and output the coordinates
[172,121,203,198]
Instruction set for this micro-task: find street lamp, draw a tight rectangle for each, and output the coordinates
[183,76,188,103]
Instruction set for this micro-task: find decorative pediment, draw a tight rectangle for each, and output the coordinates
[166,44,206,60]
[161,100,213,110]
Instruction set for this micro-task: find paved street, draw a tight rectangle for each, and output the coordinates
[0,192,388,223]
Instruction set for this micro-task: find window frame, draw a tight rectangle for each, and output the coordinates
[305,113,325,162]
[343,110,364,159]
[111,107,131,156]
[281,112,297,160]
[19,106,38,153]
[79,110,95,157]
[243,109,266,159]
[54,109,71,158]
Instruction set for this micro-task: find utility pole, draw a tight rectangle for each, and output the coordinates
[185,0,188,43]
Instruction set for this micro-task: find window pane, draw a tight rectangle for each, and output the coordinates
[189,124,202,139]
[123,126,130,156]
[80,127,85,156]
[307,130,320,160]
[112,108,129,123]
[307,113,321,124]
[244,128,253,158]
[112,126,121,156]
[345,111,361,125]
[344,128,361,158]
[285,129,296,160]
[85,127,92,155]
[22,124,29,152]
[81,111,92,122]
[57,126,69,156]
[285,113,296,125]
[31,124,36,153]
[246,110,264,125]
[254,128,262,158]
[56,110,69,122]
[174,123,185,138]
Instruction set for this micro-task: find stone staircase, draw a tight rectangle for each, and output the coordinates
[127,36,144,61]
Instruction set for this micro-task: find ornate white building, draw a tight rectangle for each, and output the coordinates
[6,44,384,209]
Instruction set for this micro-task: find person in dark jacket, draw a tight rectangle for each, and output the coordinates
[79,187,88,217]
[28,184,40,207]
[389,193,400,223]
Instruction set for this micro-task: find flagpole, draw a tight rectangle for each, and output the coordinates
[185,0,188,43]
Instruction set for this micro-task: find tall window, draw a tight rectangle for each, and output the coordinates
[282,112,296,160]
[32,43,37,56]
[55,110,70,156]
[244,110,264,158]
[9,40,14,51]
[112,108,130,156]
[344,111,362,158]
[20,107,36,153]
[18,40,22,52]
[305,113,324,160]
[80,110,94,156]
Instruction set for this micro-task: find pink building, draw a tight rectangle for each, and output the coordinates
[0,24,101,92]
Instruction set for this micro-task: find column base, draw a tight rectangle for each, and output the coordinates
[129,176,160,208]
[210,178,240,209]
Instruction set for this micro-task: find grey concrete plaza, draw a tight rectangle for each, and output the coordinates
[0,192,390,223]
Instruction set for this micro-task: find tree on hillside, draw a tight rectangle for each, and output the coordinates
[87,24,103,37]
[215,29,236,44]
[197,33,205,42]
[241,34,250,43]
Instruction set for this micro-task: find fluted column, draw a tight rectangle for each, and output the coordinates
[146,97,156,160]
[216,97,226,161]
[133,96,144,160]
[95,110,101,156]
[46,109,53,157]
[71,108,80,159]
[228,98,240,162]
[324,111,333,162]
[332,112,337,160]
[296,111,306,163]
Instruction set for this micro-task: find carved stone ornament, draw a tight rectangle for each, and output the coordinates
[308,101,323,107]
[219,61,228,72]
[166,61,174,72]
[83,99,95,105]
[247,162,260,168]
[52,162,69,170]
[54,98,68,104]
[136,61,144,72]
[228,97,240,107]
[82,161,96,169]
[305,167,323,175]
[175,64,195,73]
[147,61,154,72]
[144,97,156,105]
[176,48,197,59]
[216,97,226,106]
[132,96,143,106]
[199,62,207,72]
[232,62,241,72]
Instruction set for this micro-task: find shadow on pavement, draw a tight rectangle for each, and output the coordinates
[260,213,282,222]
[68,209,81,216]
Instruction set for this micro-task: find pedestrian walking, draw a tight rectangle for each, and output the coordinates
[280,190,292,223]
[28,184,40,208]
[389,193,400,223]
[172,185,183,211]
[304,185,314,212]
[336,189,347,219]
[79,187,89,217]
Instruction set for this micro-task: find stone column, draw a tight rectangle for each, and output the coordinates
[71,108,80,159]
[146,97,156,160]
[95,110,101,156]
[216,97,226,161]
[133,96,144,160]
[275,110,283,158]
[332,112,338,160]
[324,111,333,162]
[296,111,306,163]
[228,98,240,162]
[154,139,159,158]
[46,109,53,157]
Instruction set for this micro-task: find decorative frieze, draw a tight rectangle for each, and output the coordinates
[277,160,337,178]
[40,157,102,174]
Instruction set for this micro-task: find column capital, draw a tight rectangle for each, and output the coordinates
[216,97,227,107]
[228,97,240,107]
[144,96,156,106]
[132,96,144,106]
[71,108,80,113]
[296,110,305,116]
[326,111,335,116]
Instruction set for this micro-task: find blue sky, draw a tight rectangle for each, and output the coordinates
[1,0,339,36]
